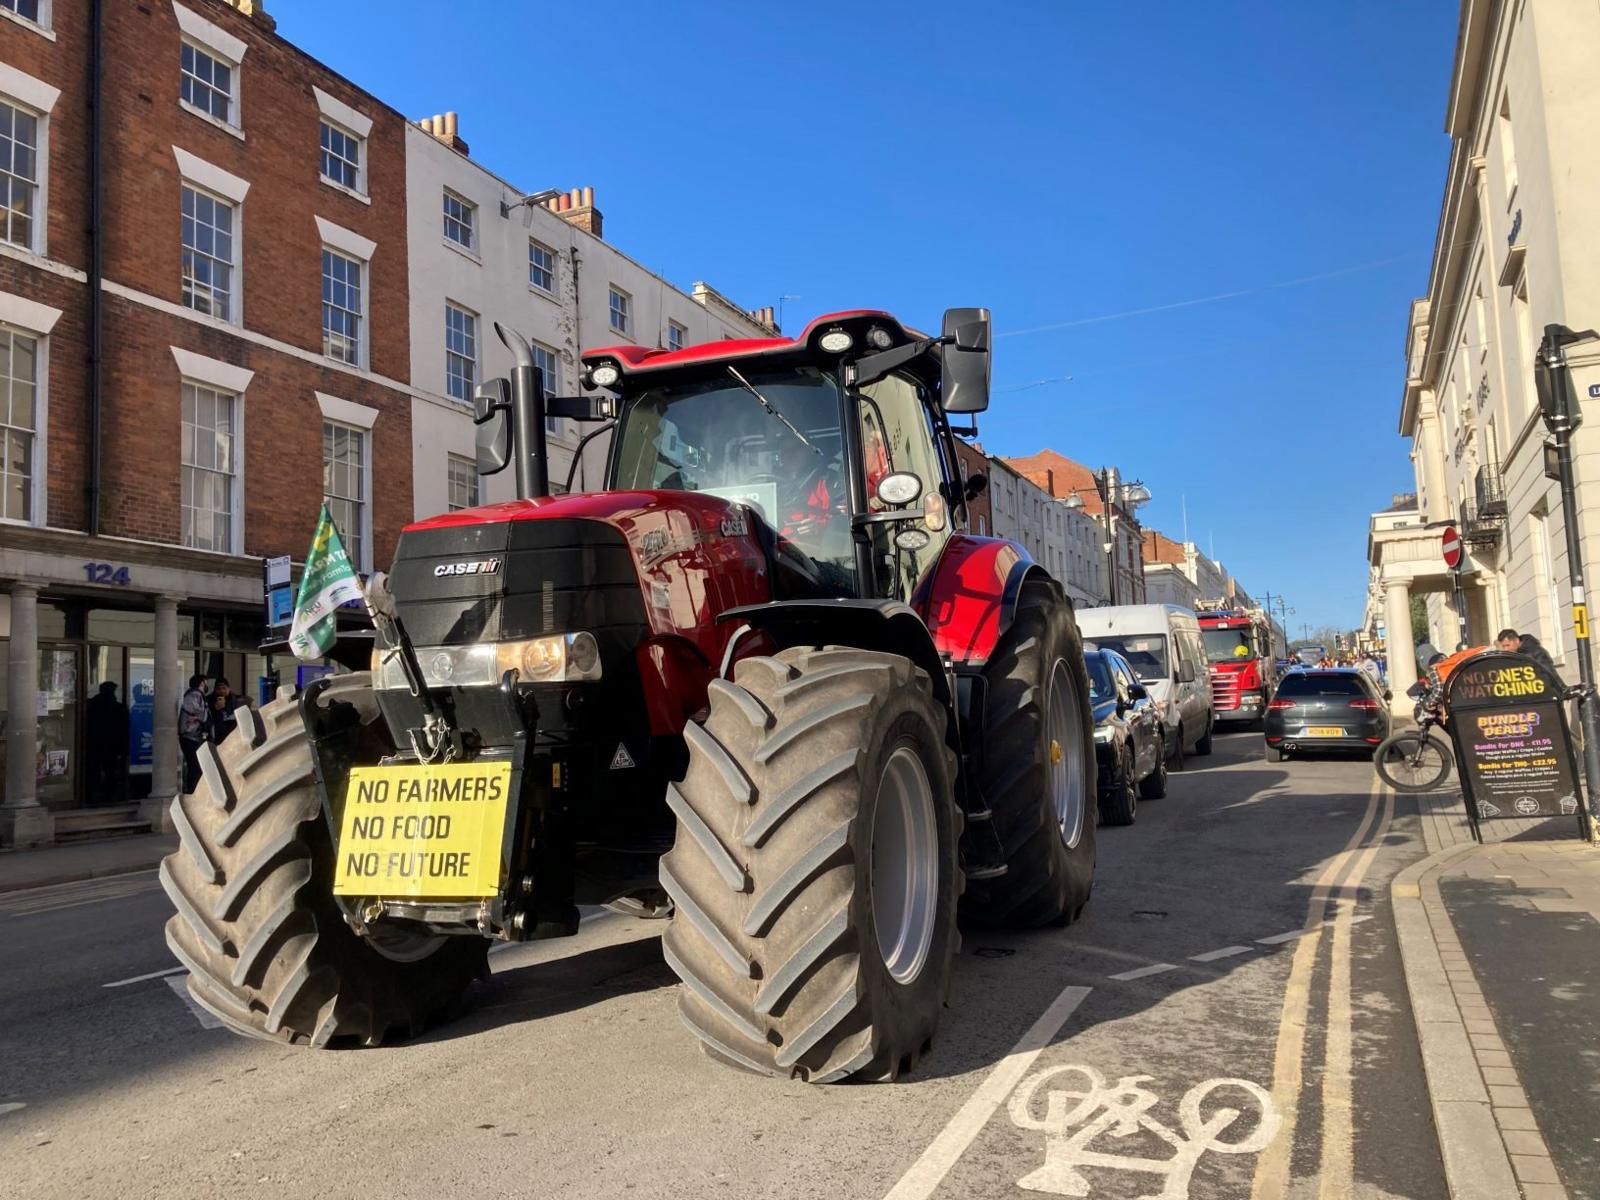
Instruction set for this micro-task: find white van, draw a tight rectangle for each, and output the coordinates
[1075,604,1215,763]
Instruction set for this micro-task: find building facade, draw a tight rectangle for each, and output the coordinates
[1382,0,1600,706]
[986,454,1105,609]
[0,0,420,845]
[403,120,773,516]
[1007,448,1147,605]
[0,1,776,846]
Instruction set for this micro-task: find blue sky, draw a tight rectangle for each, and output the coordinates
[275,0,1458,635]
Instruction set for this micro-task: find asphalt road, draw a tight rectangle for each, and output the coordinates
[1,731,1447,1200]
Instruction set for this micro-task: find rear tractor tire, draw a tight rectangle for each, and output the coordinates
[962,582,1097,928]
[661,646,962,1082]
[159,674,488,1046]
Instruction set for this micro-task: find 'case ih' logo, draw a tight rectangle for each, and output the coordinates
[433,558,502,577]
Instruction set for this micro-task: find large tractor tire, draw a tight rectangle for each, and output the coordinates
[963,583,1097,928]
[661,647,962,1083]
[160,674,488,1046]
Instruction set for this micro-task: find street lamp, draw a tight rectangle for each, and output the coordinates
[1076,468,1150,606]
[1534,323,1600,833]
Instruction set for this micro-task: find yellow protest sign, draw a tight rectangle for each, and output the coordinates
[332,761,511,897]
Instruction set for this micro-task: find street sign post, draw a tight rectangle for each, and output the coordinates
[1441,526,1463,570]
[1444,651,1589,842]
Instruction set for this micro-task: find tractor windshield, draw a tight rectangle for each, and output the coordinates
[609,366,854,589]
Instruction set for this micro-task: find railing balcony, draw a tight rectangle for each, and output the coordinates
[1461,499,1505,549]
[1475,463,1506,517]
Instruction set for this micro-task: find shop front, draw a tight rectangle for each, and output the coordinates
[1,527,271,847]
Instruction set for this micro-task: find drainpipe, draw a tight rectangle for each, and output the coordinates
[568,244,583,490]
[87,0,104,535]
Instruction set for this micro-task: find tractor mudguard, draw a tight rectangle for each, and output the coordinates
[914,534,1061,666]
[716,599,952,709]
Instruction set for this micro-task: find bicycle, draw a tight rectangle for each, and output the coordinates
[1372,683,1455,792]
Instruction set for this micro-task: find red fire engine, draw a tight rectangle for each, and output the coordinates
[1197,607,1277,727]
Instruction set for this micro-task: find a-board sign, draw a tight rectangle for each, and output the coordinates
[1443,651,1588,840]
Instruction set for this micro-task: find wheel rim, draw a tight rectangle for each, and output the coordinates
[871,745,939,986]
[1382,738,1446,789]
[1046,660,1087,848]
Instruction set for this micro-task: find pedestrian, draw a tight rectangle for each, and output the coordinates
[1357,653,1382,686]
[84,680,128,805]
[208,677,241,745]
[1496,627,1559,677]
[178,673,210,794]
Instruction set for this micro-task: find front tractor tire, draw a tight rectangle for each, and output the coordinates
[661,647,962,1083]
[159,675,488,1046]
[963,583,1097,928]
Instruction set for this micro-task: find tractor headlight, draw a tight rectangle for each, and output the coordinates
[371,632,603,689]
[818,329,854,353]
[589,362,620,387]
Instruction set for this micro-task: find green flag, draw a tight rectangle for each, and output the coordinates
[289,504,367,661]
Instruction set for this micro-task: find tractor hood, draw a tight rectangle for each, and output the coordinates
[394,490,772,663]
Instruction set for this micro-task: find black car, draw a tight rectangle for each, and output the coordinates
[1086,645,1167,825]
[1264,668,1391,760]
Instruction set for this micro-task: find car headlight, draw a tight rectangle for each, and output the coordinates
[371,632,602,689]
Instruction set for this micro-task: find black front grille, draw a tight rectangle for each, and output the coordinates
[389,518,647,649]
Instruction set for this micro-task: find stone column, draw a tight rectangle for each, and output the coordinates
[1384,581,1417,716]
[2,584,52,847]
[141,595,182,833]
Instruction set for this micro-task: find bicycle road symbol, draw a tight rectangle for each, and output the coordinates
[1007,1064,1281,1199]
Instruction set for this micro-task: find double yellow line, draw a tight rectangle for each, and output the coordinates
[1250,778,1395,1199]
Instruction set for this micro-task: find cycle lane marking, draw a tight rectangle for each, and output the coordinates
[1248,779,1387,1200]
[1317,781,1395,1199]
[881,984,1093,1200]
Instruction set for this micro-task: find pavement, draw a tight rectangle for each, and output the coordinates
[0,732,1548,1199]
[0,831,176,893]
[1393,790,1600,1200]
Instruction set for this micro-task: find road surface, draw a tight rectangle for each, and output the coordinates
[0,732,1447,1199]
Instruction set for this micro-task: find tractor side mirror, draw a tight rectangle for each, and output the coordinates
[940,307,991,414]
[473,378,514,477]
[546,393,617,422]
[963,470,988,502]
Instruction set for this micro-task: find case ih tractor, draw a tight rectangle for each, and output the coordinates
[161,307,1097,1082]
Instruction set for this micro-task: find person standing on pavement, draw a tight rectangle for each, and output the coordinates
[178,673,210,794]
[1496,628,1559,677]
[84,681,128,805]
[208,678,241,745]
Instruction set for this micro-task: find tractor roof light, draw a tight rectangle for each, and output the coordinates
[865,326,893,350]
[818,329,854,354]
[589,362,621,388]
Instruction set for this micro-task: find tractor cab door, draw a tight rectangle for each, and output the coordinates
[856,374,955,601]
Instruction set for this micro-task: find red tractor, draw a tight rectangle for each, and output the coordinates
[161,308,1097,1082]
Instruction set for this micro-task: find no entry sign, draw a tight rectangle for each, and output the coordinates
[1441,525,1463,570]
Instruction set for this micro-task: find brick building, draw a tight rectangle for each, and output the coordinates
[1006,448,1148,604]
[1,0,416,845]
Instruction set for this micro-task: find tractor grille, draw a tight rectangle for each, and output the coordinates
[388,518,647,649]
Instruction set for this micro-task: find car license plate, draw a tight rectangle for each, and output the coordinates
[332,761,511,898]
[1307,726,1346,737]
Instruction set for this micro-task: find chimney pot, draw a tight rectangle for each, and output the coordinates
[443,111,458,137]
[419,116,433,133]
[581,186,594,207]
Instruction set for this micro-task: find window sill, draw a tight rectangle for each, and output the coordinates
[320,175,371,206]
[528,283,560,304]
[180,100,245,142]
[179,299,242,332]
[606,326,635,343]
[0,6,53,38]
[324,352,367,372]
[442,238,481,266]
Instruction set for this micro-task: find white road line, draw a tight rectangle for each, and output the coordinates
[164,975,224,1030]
[1256,928,1314,945]
[1190,945,1253,962]
[0,1102,26,1116]
[1348,913,1373,925]
[103,965,188,988]
[1107,962,1180,981]
[882,985,1092,1200]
